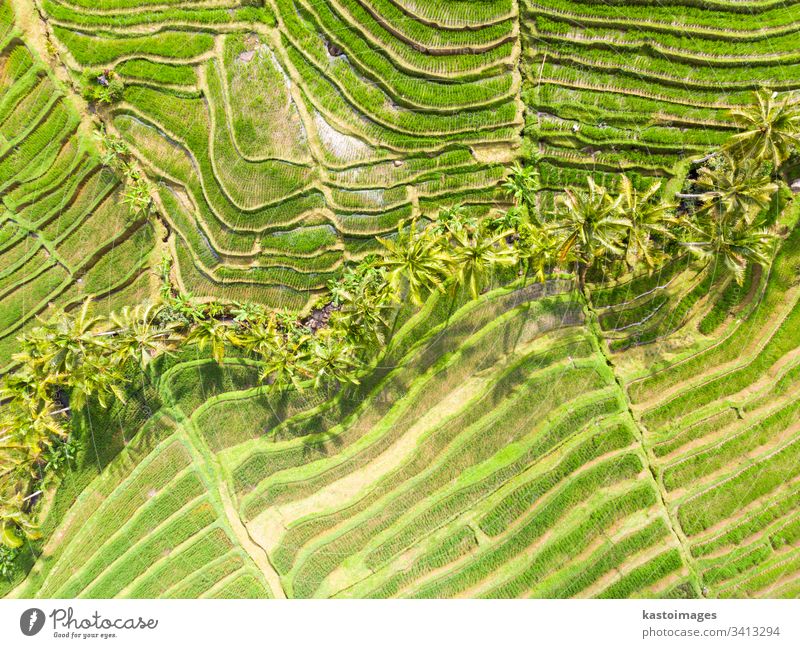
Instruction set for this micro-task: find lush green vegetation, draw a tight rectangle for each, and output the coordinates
[0,15,155,374]
[2,0,800,602]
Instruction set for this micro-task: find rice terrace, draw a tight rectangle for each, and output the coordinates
[1,0,800,602]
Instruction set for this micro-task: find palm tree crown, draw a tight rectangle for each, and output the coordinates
[552,179,630,286]
[110,302,176,368]
[516,222,563,282]
[503,162,540,222]
[724,88,800,169]
[451,226,518,298]
[693,156,779,225]
[617,176,677,271]
[377,219,452,305]
[681,211,775,285]
[187,318,238,365]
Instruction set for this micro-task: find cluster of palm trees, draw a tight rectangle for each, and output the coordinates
[377,210,517,303]
[0,214,527,555]
[0,300,164,552]
[0,289,365,555]
[500,88,799,289]
[0,88,797,565]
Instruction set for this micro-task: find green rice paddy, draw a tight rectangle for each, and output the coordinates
[3,0,800,600]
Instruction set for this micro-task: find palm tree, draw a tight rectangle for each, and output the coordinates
[432,205,478,237]
[258,332,312,391]
[238,315,280,358]
[515,222,562,282]
[503,162,539,221]
[681,211,776,285]
[0,495,40,548]
[377,220,453,305]
[94,125,131,169]
[686,156,779,226]
[0,414,29,472]
[187,319,238,365]
[7,304,130,415]
[0,397,65,481]
[110,303,176,368]
[66,354,128,410]
[34,299,108,378]
[487,206,524,234]
[450,226,518,297]
[6,396,68,453]
[121,175,152,218]
[330,265,392,348]
[308,329,361,388]
[11,301,124,409]
[552,178,629,288]
[724,88,800,170]
[2,359,51,404]
[617,176,677,271]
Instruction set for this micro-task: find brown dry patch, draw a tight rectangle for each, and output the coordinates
[471,142,517,165]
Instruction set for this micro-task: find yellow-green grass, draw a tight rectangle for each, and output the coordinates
[7,0,800,602]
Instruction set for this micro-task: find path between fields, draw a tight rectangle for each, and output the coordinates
[219,483,287,599]
[580,291,704,592]
[177,415,288,598]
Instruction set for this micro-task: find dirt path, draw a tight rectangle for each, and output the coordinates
[217,478,287,599]
[174,408,288,599]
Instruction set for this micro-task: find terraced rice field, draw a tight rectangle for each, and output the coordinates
[612,209,800,598]
[10,280,691,598]
[4,0,800,600]
[521,0,800,207]
[35,0,522,309]
[0,2,155,369]
[17,200,800,600]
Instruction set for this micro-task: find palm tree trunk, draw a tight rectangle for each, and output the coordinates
[577,261,589,293]
[691,152,717,165]
[386,303,404,345]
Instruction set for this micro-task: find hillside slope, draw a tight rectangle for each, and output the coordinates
[38,0,523,309]
[13,280,693,598]
[3,0,800,599]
